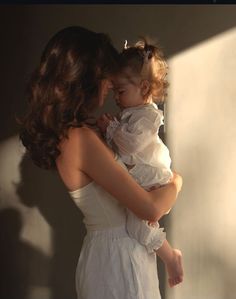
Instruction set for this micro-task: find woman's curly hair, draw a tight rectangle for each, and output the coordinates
[19,26,119,170]
[118,38,169,102]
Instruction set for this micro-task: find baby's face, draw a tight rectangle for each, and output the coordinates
[112,73,145,109]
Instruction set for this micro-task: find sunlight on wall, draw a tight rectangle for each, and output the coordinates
[165,27,236,299]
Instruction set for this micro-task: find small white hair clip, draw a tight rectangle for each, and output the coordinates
[144,50,152,63]
[124,40,128,50]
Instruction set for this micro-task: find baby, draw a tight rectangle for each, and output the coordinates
[97,39,183,287]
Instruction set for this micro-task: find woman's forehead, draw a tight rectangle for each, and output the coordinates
[112,74,141,88]
[112,75,130,87]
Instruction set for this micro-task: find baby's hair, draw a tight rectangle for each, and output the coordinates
[119,37,169,102]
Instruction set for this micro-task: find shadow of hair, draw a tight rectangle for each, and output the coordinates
[16,153,86,299]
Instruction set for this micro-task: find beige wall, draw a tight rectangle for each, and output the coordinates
[166,27,236,299]
[0,5,236,299]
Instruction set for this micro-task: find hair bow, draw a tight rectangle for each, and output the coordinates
[143,50,152,63]
[124,40,128,50]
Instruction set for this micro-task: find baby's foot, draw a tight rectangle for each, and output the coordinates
[166,249,183,288]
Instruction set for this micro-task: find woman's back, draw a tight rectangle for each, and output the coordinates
[56,127,93,192]
[68,167,127,231]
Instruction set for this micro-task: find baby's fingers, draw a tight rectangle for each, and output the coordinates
[104,113,115,120]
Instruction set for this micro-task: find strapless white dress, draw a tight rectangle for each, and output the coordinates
[69,157,162,299]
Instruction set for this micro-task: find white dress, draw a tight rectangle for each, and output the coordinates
[106,103,171,253]
[69,156,162,299]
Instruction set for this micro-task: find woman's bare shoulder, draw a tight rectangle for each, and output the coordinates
[62,126,102,148]
[63,126,113,160]
[67,126,98,139]
[56,127,98,191]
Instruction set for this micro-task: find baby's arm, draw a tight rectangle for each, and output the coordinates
[105,108,162,159]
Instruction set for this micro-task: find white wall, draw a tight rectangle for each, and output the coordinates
[166,27,236,299]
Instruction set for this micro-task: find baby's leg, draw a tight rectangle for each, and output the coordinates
[126,207,183,287]
[155,239,183,287]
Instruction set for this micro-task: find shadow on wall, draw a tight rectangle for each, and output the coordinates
[0,207,49,299]
[14,154,86,299]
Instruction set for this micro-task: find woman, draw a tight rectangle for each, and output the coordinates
[19,26,182,299]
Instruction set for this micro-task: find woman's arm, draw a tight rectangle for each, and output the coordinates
[76,127,182,222]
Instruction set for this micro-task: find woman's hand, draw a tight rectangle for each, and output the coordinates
[148,172,183,195]
[148,172,183,220]
[170,171,183,194]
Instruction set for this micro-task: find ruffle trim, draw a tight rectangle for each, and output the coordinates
[145,224,166,254]
[126,216,166,254]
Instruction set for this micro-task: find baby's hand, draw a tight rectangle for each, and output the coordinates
[97,113,114,134]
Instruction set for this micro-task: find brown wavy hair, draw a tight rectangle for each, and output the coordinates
[118,38,169,102]
[19,26,119,170]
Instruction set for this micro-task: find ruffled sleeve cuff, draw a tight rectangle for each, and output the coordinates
[144,223,166,254]
[126,213,166,254]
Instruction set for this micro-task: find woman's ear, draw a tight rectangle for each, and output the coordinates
[140,80,150,97]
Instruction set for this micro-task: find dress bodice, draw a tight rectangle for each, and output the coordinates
[70,156,162,299]
[68,156,127,231]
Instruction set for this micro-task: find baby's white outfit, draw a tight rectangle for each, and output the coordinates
[106,102,173,253]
